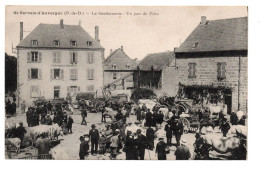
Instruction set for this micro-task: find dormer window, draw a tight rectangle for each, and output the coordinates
[70,41,77,47]
[126,65,130,69]
[87,41,93,47]
[32,40,38,46]
[192,42,199,48]
[53,40,60,46]
[112,65,117,69]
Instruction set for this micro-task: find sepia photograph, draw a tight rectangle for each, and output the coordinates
[4,6,248,160]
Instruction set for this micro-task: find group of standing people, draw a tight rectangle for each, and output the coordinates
[5,98,16,117]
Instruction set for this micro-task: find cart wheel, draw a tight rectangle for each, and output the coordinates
[179,118,190,134]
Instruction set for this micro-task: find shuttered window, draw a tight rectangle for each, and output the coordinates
[113,72,117,79]
[28,68,42,80]
[217,63,226,80]
[27,51,42,63]
[87,52,94,64]
[87,69,94,80]
[30,85,40,98]
[188,63,196,78]
[50,69,64,80]
[53,51,61,63]
[70,52,78,64]
[70,69,78,80]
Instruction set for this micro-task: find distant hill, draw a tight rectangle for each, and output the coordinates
[5,53,17,93]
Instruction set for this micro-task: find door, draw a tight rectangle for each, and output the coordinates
[54,86,60,99]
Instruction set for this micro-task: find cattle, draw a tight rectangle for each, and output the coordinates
[236,111,245,120]
[5,138,21,154]
[28,124,63,141]
[202,134,241,154]
[228,125,247,138]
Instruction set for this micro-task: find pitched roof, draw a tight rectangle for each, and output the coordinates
[17,23,103,49]
[137,51,174,71]
[175,17,248,53]
[104,48,137,70]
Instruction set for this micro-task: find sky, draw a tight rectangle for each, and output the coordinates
[5,6,247,60]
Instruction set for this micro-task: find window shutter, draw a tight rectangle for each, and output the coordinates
[87,69,90,80]
[28,69,31,80]
[70,52,73,64]
[50,69,54,80]
[92,53,94,64]
[217,63,221,78]
[39,52,42,63]
[58,52,61,63]
[75,52,78,64]
[78,86,80,92]
[61,69,64,80]
[75,69,78,80]
[222,63,226,78]
[193,64,196,77]
[52,52,55,63]
[91,69,94,80]
[27,52,31,63]
[38,69,42,79]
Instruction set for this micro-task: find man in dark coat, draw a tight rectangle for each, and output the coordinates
[136,107,142,122]
[16,122,27,147]
[67,115,74,134]
[101,105,106,122]
[89,124,99,155]
[79,136,89,160]
[145,109,153,127]
[125,131,137,160]
[173,119,183,147]
[146,126,155,150]
[230,110,238,125]
[35,133,51,159]
[26,107,33,127]
[164,121,173,146]
[45,114,52,125]
[218,110,225,125]
[220,118,230,137]
[47,101,53,115]
[81,108,87,125]
[135,129,146,160]
[155,138,167,160]
[11,101,16,116]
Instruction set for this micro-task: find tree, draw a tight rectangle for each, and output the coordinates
[5,53,17,93]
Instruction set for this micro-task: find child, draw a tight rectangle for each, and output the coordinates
[99,132,107,155]
[67,115,74,134]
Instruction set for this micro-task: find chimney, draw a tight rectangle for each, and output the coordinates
[60,19,64,29]
[121,46,123,51]
[110,49,113,54]
[201,16,207,25]
[95,26,100,43]
[174,47,178,52]
[20,22,23,42]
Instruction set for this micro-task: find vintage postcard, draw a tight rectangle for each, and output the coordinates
[5,6,247,160]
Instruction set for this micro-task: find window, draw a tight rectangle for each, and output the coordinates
[87,52,94,64]
[217,63,226,80]
[112,65,117,69]
[54,86,60,99]
[188,63,196,78]
[87,41,93,47]
[70,52,78,64]
[53,51,61,63]
[50,69,64,80]
[87,85,94,92]
[126,65,130,69]
[70,69,78,80]
[70,41,77,46]
[69,86,78,96]
[27,51,42,63]
[32,40,38,46]
[53,40,60,46]
[113,72,117,79]
[31,85,40,98]
[28,68,42,80]
[87,69,94,80]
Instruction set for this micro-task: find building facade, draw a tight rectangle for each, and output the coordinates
[104,47,137,90]
[163,16,248,114]
[16,20,104,105]
[133,51,174,95]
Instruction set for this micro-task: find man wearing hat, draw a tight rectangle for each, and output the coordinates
[174,139,191,160]
[79,136,89,160]
[45,114,53,125]
[89,124,100,155]
[81,107,87,125]
[173,119,184,147]
[16,122,27,147]
[135,129,146,160]
[155,137,167,160]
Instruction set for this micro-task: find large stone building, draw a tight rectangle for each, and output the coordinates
[163,16,248,114]
[16,20,104,105]
[104,46,137,90]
